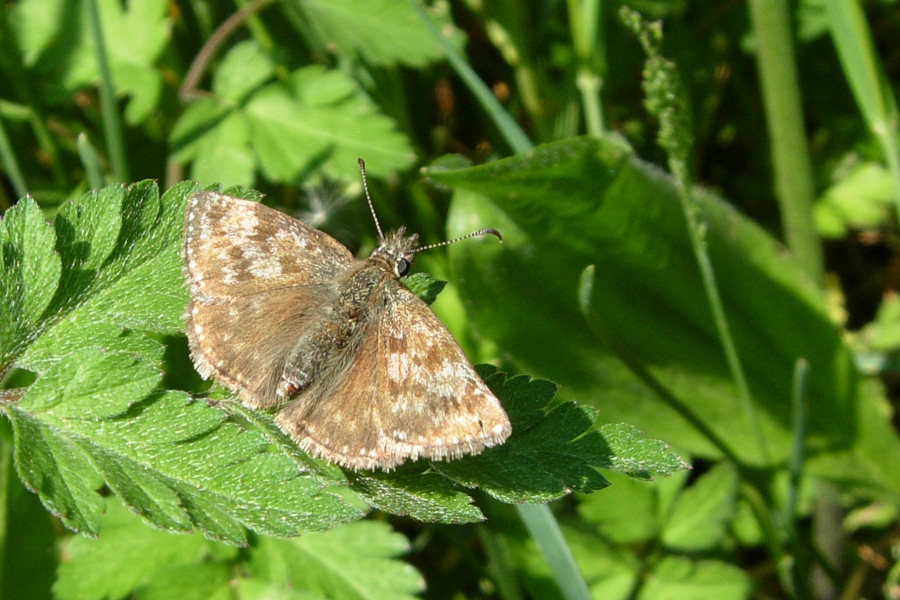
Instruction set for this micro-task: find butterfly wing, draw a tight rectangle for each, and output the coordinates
[276,280,511,470]
[183,191,355,407]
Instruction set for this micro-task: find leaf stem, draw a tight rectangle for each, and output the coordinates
[516,503,592,600]
[621,8,770,464]
[412,0,532,155]
[180,0,277,101]
[0,433,12,598]
[77,133,105,191]
[83,0,128,182]
[566,0,605,136]
[823,0,900,226]
[0,114,26,203]
[785,358,812,598]
[747,0,823,284]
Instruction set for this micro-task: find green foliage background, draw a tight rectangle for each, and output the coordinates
[1,1,900,599]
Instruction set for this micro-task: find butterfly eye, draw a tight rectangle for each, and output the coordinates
[396,257,410,277]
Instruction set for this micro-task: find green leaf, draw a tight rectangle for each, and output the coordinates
[54,499,228,600]
[233,580,326,600]
[815,161,895,238]
[660,463,737,551]
[576,472,671,545]
[640,556,750,600]
[0,428,58,600]
[1,182,362,542]
[435,367,685,503]
[11,0,170,124]
[134,563,234,600]
[0,197,61,367]
[427,135,900,499]
[348,465,484,524]
[212,40,277,103]
[172,64,416,187]
[601,423,691,479]
[247,521,424,600]
[19,181,191,372]
[297,0,451,67]
[245,67,416,182]
[403,272,447,305]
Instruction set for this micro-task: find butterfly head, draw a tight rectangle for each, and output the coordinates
[357,158,501,279]
[372,227,419,277]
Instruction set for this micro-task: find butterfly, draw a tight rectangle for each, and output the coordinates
[182,160,511,470]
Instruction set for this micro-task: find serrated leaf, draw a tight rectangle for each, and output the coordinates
[247,521,424,600]
[245,68,416,182]
[212,40,277,103]
[640,556,750,600]
[601,423,691,479]
[348,464,483,524]
[54,499,226,600]
[172,65,416,187]
[1,182,362,542]
[298,0,451,67]
[0,197,61,366]
[20,182,191,372]
[435,367,682,503]
[6,402,105,535]
[12,0,170,124]
[404,272,447,305]
[660,463,737,551]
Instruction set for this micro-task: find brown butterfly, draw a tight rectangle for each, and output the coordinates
[182,160,511,470]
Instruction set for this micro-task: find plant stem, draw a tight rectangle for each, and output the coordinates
[83,0,128,182]
[567,0,605,136]
[516,503,592,600]
[0,114,26,203]
[412,0,532,155]
[77,133,105,191]
[824,0,900,226]
[747,0,823,285]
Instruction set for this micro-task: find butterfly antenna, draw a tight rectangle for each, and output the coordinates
[416,228,502,252]
[358,158,385,242]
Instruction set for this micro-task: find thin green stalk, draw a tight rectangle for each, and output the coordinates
[516,504,591,600]
[0,114,27,203]
[413,9,593,598]
[824,0,900,220]
[0,7,66,188]
[0,435,11,598]
[83,0,128,182]
[77,132,105,191]
[567,0,605,136]
[180,0,278,100]
[476,525,525,600]
[621,8,770,465]
[412,0,532,155]
[785,359,811,599]
[747,0,823,285]
[741,481,794,595]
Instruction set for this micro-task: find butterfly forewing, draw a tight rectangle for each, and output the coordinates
[276,278,511,470]
[183,192,353,406]
[183,192,353,300]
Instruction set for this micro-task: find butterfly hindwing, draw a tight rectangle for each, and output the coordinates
[276,277,511,469]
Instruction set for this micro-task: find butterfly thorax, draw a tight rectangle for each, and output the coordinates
[369,227,419,278]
